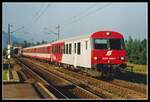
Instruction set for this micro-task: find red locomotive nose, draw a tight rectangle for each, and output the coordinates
[91,31,126,65]
[91,50,126,65]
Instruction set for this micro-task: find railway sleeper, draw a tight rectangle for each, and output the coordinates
[18,58,146,99]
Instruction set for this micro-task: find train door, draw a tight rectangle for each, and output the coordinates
[81,39,91,68]
[73,42,77,67]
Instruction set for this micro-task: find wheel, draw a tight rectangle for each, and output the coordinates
[101,69,114,80]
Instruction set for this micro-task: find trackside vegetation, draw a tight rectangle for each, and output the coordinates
[125,36,147,65]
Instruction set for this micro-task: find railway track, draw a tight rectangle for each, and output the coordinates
[54,68,146,98]
[14,58,102,99]
[60,66,146,94]
[110,79,146,94]
[69,68,147,94]
[73,71,146,95]
[15,58,69,99]
[21,57,147,99]
[14,59,62,99]
[35,58,147,94]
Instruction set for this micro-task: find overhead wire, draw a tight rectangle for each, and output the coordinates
[23,4,45,29]
[23,3,51,39]
[22,3,111,42]
[33,4,45,19]
[63,3,112,28]
[61,3,98,26]
[34,4,51,23]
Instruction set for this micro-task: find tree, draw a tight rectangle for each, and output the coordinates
[125,36,133,62]
[31,42,35,46]
[23,40,28,48]
[125,36,147,65]
[41,40,47,44]
[140,39,147,64]
[36,41,41,45]
[22,40,32,48]
[12,41,21,47]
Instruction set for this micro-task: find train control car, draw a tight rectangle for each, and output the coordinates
[21,31,126,78]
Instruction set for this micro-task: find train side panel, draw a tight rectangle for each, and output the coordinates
[60,41,74,65]
[61,37,91,68]
[22,43,51,61]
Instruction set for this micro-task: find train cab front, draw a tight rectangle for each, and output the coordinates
[90,31,126,77]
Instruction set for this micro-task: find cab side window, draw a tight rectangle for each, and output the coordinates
[85,41,88,50]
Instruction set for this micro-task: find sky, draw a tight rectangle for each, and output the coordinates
[2,2,148,43]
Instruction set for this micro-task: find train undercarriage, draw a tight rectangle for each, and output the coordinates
[53,61,127,79]
[93,64,127,79]
[20,56,127,79]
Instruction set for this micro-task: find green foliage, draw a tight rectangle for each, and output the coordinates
[11,40,48,48]
[22,40,32,48]
[36,41,41,45]
[12,41,21,47]
[41,40,47,44]
[3,69,8,80]
[36,40,47,45]
[125,36,147,65]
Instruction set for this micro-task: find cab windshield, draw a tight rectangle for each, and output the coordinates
[93,38,125,50]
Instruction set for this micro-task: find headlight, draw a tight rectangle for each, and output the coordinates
[94,56,98,60]
[106,32,111,36]
[120,57,125,60]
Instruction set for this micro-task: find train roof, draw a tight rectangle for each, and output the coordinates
[52,30,123,43]
[22,30,123,50]
[52,34,90,44]
[23,43,51,50]
[90,31,123,38]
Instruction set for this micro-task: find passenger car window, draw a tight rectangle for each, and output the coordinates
[74,43,76,53]
[77,42,81,55]
[69,44,72,54]
[66,44,68,54]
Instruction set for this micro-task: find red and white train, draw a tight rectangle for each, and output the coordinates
[21,31,126,77]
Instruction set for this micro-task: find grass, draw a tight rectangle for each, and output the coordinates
[126,62,147,75]
[115,71,147,85]
[3,69,8,80]
[3,57,11,81]
[114,62,147,84]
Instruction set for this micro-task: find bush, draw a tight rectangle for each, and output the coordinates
[125,36,147,65]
